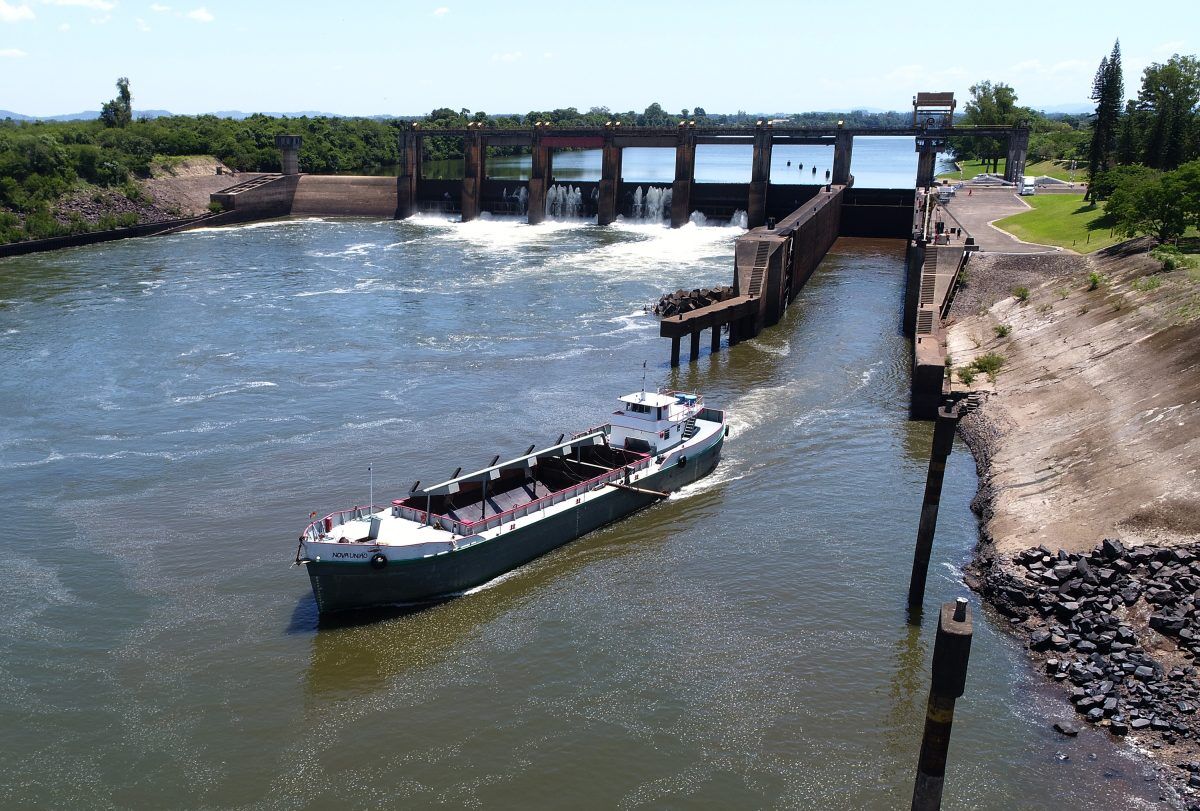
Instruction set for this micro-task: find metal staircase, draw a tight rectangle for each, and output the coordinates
[747,241,769,297]
[682,416,699,439]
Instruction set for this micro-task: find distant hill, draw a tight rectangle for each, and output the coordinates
[0,109,174,121]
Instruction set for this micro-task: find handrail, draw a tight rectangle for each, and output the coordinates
[302,504,386,541]
[301,414,721,545]
[459,454,652,532]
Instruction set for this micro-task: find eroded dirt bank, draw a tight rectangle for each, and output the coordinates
[947,243,1200,800]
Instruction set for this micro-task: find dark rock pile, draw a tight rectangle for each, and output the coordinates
[54,188,176,227]
[653,286,735,317]
[993,539,1200,749]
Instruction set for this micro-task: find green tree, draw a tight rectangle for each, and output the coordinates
[100,77,133,129]
[1085,41,1124,200]
[1105,165,1185,241]
[951,81,1030,172]
[1170,159,1200,233]
[1136,55,1200,169]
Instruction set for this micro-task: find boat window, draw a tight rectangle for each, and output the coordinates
[626,402,652,415]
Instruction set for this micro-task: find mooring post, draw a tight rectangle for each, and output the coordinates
[669,336,681,368]
[911,598,974,811]
[689,328,701,362]
[907,401,961,607]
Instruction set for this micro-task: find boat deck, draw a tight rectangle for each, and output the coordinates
[444,479,556,525]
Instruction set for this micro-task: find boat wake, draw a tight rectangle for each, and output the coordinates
[667,465,743,501]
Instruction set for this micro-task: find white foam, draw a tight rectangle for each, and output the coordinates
[340,417,411,431]
[171,380,277,404]
[668,465,744,500]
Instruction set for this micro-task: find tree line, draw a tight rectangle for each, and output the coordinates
[1084,42,1200,241]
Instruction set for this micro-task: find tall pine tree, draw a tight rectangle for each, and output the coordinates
[1085,41,1124,200]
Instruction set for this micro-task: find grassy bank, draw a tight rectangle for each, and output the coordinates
[992,194,1123,253]
[938,158,1006,179]
[938,159,1086,182]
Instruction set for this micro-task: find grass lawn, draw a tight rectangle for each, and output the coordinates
[992,194,1123,253]
[937,158,1005,179]
[938,158,1088,182]
[1023,160,1086,182]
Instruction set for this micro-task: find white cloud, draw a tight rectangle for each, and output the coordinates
[183,5,210,21]
[0,1,35,22]
[89,12,109,22]
[149,1,168,9]
[492,50,522,63]
[432,6,448,15]
[542,51,554,59]
[1156,40,1184,54]
[40,0,116,10]
[0,46,27,56]
[57,20,66,28]
[134,15,147,30]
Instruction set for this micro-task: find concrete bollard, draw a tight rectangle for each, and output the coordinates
[907,402,961,607]
[911,598,974,810]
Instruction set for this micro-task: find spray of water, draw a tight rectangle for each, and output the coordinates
[545,185,583,219]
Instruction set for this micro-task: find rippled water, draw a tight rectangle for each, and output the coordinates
[0,217,1162,808]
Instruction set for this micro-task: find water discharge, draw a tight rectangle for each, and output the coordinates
[0,217,1164,808]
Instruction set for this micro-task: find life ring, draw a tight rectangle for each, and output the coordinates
[370,553,387,570]
[678,455,688,468]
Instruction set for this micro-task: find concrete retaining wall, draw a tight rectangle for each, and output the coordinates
[290,176,399,217]
[0,215,211,259]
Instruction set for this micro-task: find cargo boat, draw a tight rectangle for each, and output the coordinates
[295,390,727,612]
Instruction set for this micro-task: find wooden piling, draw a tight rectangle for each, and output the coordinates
[911,598,973,811]
[670,336,681,368]
[710,325,721,352]
[689,329,701,362]
[908,403,960,607]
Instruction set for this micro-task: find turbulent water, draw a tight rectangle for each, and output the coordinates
[0,216,1162,808]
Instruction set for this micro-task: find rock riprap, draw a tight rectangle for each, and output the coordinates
[990,539,1200,760]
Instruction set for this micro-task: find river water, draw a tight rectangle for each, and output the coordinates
[0,214,1164,808]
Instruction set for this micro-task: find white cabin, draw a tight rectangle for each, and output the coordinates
[609,390,701,455]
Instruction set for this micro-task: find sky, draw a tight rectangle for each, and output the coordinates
[0,0,1194,117]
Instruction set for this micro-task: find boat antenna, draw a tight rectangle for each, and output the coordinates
[641,360,647,398]
[368,463,373,509]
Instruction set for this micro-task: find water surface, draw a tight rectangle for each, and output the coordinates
[0,218,1161,808]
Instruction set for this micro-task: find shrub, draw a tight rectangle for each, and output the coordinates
[206,200,225,214]
[958,366,977,385]
[972,352,1006,381]
[994,324,1012,338]
[1013,286,1030,303]
[1087,271,1104,291]
[1132,276,1162,292]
